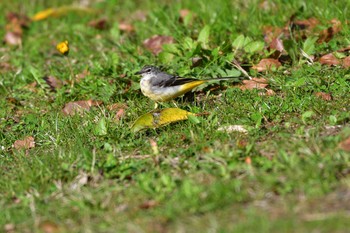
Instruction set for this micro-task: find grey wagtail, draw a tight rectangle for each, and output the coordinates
[136,65,239,105]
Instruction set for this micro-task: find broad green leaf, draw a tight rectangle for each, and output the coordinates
[302,37,318,55]
[94,117,107,136]
[197,25,211,48]
[232,35,245,49]
[244,41,265,53]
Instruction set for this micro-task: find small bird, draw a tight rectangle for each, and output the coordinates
[136,65,238,105]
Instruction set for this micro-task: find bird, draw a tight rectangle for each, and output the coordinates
[136,65,238,106]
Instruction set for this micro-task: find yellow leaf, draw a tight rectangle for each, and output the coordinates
[131,108,194,132]
[31,8,55,21]
[32,6,96,21]
[56,40,69,55]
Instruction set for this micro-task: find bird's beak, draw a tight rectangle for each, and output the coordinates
[135,70,142,75]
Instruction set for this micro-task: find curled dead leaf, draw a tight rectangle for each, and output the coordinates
[239,78,268,90]
[342,56,350,68]
[118,22,134,33]
[62,100,102,116]
[315,92,332,101]
[339,137,350,152]
[4,31,22,46]
[88,18,109,30]
[43,76,64,91]
[139,200,158,209]
[130,10,147,22]
[252,58,281,72]
[143,35,175,55]
[319,53,341,66]
[75,69,90,82]
[39,220,60,233]
[318,19,342,43]
[13,136,35,150]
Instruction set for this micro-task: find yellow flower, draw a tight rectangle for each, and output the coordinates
[56,40,69,55]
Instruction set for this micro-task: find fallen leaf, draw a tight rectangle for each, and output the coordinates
[269,37,284,58]
[13,136,35,150]
[318,19,342,43]
[4,31,22,46]
[319,53,341,66]
[290,17,319,32]
[342,56,350,68]
[259,88,276,96]
[39,221,60,233]
[239,78,268,90]
[179,9,194,25]
[114,109,126,122]
[4,223,15,233]
[143,35,175,55]
[118,22,134,32]
[88,18,109,30]
[139,200,158,209]
[32,6,96,21]
[0,62,14,73]
[43,76,64,91]
[131,108,194,132]
[315,92,332,101]
[75,69,90,82]
[130,10,147,22]
[263,26,285,44]
[252,58,281,72]
[339,137,350,152]
[62,100,102,116]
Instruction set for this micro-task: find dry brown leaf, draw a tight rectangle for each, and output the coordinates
[291,17,319,31]
[4,12,30,46]
[13,136,35,150]
[319,53,341,66]
[0,62,14,73]
[139,200,158,209]
[143,35,175,55]
[315,92,332,101]
[4,223,15,233]
[23,82,38,93]
[342,56,350,68]
[240,78,268,90]
[130,10,147,22]
[318,19,342,43]
[75,69,90,82]
[269,38,284,53]
[337,46,350,52]
[88,18,109,30]
[39,221,60,233]
[263,26,285,44]
[107,103,128,122]
[259,88,276,96]
[118,22,134,33]
[62,100,102,116]
[4,31,22,46]
[339,137,350,152]
[252,58,281,72]
[43,76,64,91]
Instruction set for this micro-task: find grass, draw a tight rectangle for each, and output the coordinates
[1,0,350,232]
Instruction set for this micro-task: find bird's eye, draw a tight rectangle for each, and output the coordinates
[145,68,151,73]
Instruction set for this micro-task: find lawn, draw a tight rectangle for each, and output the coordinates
[1,0,350,232]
